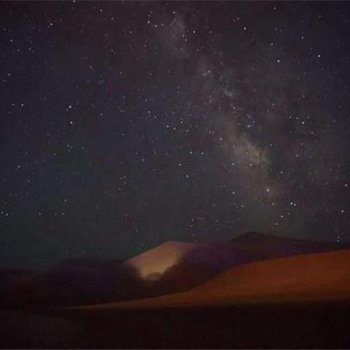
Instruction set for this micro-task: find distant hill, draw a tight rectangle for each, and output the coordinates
[231,231,347,257]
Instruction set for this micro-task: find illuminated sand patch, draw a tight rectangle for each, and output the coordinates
[125,241,196,280]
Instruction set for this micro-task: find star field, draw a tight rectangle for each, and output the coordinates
[0,2,349,268]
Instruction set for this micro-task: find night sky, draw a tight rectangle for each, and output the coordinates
[1,1,349,269]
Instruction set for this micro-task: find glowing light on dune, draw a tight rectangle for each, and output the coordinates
[126,241,195,281]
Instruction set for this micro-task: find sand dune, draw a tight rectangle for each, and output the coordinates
[78,248,350,310]
[2,233,348,308]
[122,232,347,295]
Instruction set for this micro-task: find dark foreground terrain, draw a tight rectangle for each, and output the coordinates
[1,301,350,348]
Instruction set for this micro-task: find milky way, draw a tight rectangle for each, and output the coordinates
[0,2,349,268]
